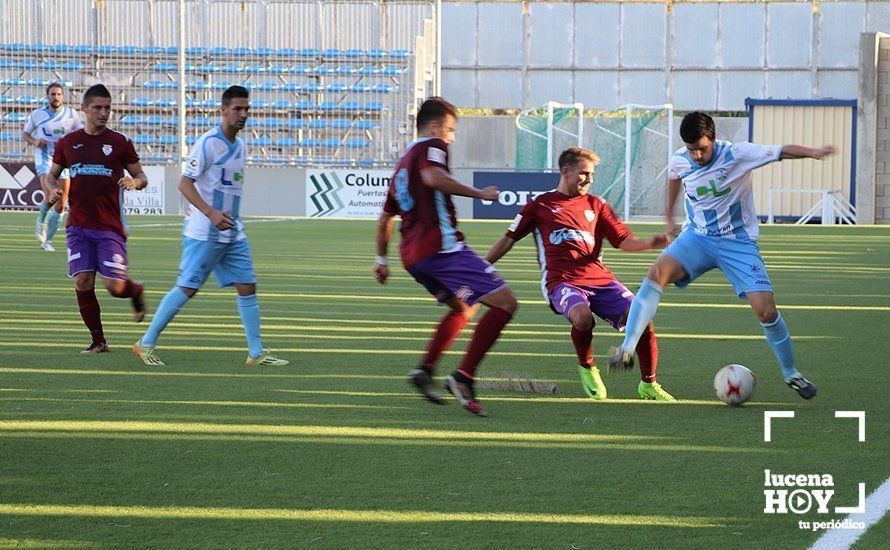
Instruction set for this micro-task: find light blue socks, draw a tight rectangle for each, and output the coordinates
[36,201,49,225]
[620,279,664,352]
[45,209,61,242]
[141,287,191,347]
[762,312,797,380]
[237,293,263,357]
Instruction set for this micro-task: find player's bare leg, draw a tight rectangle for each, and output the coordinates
[567,304,607,400]
[104,277,146,322]
[410,297,477,404]
[610,255,686,371]
[445,287,517,416]
[75,271,108,353]
[43,177,68,252]
[747,291,816,399]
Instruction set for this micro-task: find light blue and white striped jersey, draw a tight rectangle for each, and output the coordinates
[181,126,247,243]
[23,106,83,159]
[668,140,782,241]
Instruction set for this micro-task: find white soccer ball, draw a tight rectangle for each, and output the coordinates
[714,364,756,405]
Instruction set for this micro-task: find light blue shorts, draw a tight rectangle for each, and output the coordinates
[177,236,256,289]
[34,149,68,179]
[662,230,772,298]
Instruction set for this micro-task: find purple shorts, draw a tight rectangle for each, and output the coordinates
[407,246,507,306]
[548,281,635,330]
[66,225,128,280]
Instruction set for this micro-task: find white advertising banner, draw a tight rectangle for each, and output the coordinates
[306,169,391,218]
[123,165,166,215]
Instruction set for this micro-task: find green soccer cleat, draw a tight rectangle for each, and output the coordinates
[638,380,676,401]
[578,365,607,400]
[246,350,289,367]
[133,340,165,366]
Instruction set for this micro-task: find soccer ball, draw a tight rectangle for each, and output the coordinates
[714,364,756,405]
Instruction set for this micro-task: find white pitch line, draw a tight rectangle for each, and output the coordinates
[810,475,890,550]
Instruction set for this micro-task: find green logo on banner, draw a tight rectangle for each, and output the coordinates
[309,172,345,217]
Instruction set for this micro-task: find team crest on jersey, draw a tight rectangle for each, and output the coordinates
[102,144,113,156]
[584,210,596,223]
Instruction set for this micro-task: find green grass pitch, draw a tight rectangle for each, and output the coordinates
[0,212,888,548]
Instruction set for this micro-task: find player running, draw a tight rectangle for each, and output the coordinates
[47,84,148,353]
[23,82,82,251]
[609,112,834,399]
[134,86,288,368]
[485,147,674,401]
[373,97,518,416]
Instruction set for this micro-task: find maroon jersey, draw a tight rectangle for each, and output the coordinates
[506,191,631,291]
[53,128,139,236]
[382,138,464,268]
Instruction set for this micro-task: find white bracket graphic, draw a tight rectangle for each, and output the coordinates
[835,483,866,514]
[764,411,795,442]
[834,411,866,442]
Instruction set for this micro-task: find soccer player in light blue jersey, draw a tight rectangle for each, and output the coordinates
[134,85,287,367]
[609,112,834,399]
[22,82,83,251]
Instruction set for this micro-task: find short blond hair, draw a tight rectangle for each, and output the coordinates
[558,146,601,170]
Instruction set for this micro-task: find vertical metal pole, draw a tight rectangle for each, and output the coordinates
[811,0,820,97]
[434,0,441,96]
[521,1,530,110]
[178,0,186,166]
[624,105,632,220]
[575,103,584,148]
[546,102,554,170]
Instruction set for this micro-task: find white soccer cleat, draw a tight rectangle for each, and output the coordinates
[42,241,55,252]
[34,220,46,244]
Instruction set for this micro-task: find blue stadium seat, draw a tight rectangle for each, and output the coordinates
[275,137,299,147]
[251,137,274,147]
[321,48,341,58]
[343,101,362,111]
[371,84,394,94]
[319,101,339,111]
[254,48,274,57]
[331,119,351,130]
[276,48,298,57]
[62,61,84,70]
[209,47,229,56]
[96,45,117,54]
[3,112,27,123]
[258,118,283,129]
[366,49,387,59]
[143,80,177,89]
[186,47,207,55]
[321,138,341,148]
[40,61,62,70]
[119,46,141,55]
[290,66,312,75]
[298,48,319,57]
[158,135,178,145]
[133,135,153,145]
[295,100,316,110]
[142,115,167,127]
[0,132,19,141]
[155,99,177,108]
[308,120,329,129]
[336,66,358,75]
[202,99,221,108]
[266,65,289,74]
[254,82,280,91]
[272,100,293,109]
[18,60,40,69]
[284,119,306,129]
[342,49,364,58]
[49,44,72,54]
[0,59,14,68]
[185,98,199,107]
[348,84,371,93]
[71,45,93,54]
[380,67,403,76]
[301,83,324,92]
[0,96,14,105]
[245,64,266,73]
[4,44,26,52]
[293,156,311,165]
[325,83,348,93]
[298,138,320,148]
[212,81,234,90]
[231,47,252,56]
[357,66,380,76]
[197,64,220,73]
[187,81,211,90]
[143,46,165,55]
[389,49,410,58]
[252,99,271,109]
[346,138,369,148]
[280,82,302,92]
[220,64,243,73]
[358,157,376,167]
[364,101,384,111]
[185,135,197,145]
[3,77,27,86]
[188,115,213,127]
[119,115,143,126]
[354,120,377,130]
[15,96,39,105]
[163,46,178,55]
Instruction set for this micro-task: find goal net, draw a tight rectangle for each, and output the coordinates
[515,101,584,170]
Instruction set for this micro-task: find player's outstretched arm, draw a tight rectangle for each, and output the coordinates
[21,131,44,149]
[779,144,835,161]
[619,234,669,252]
[119,161,148,191]
[178,175,233,230]
[45,163,64,205]
[485,236,516,264]
[373,210,396,284]
[420,166,498,201]
[665,177,683,236]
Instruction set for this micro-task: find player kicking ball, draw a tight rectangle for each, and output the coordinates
[134,86,287,367]
[609,112,834,399]
[374,97,518,416]
[486,147,674,401]
[47,84,148,353]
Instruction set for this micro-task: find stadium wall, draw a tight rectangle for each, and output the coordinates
[856,31,890,224]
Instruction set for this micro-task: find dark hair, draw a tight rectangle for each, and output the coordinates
[222,85,250,106]
[416,96,457,130]
[680,111,716,143]
[45,82,64,95]
[558,146,601,170]
[83,84,111,105]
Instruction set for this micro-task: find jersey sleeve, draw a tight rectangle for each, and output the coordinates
[122,135,139,165]
[22,112,36,135]
[731,142,782,171]
[597,199,632,248]
[183,137,214,180]
[52,137,67,167]
[667,153,691,181]
[382,191,399,215]
[504,200,537,241]
[417,140,448,170]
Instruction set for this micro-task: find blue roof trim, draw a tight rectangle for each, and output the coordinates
[744,98,857,108]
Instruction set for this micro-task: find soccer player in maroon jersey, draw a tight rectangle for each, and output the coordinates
[485,147,675,401]
[373,97,518,416]
[46,84,149,354]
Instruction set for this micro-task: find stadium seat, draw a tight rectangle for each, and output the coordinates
[133,135,153,145]
[231,47,252,56]
[61,61,84,70]
[380,67,403,76]
[389,49,410,58]
[364,101,384,111]
[15,96,39,105]
[254,48,274,57]
[342,49,364,58]
[336,66,358,75]
[371,84,394,94]
[187,81,212,90]
[348,84,371,93]
[254,82,280,91]
[301,83,324,92]
[0,132,19,141]
[185,135,197,145]
[313,66,338,76]
[3,112,27,123]
[358,157,376,167]
[119,115,143,126]
[212,81,233,90]
[290,66,312,75]
[252,99,271,109]
[209,47,229,56]
[220,64,243,73]
[308,120,329,129]
[325,83,348,93]
[71,45,93,54]
[354,120,377,129]
[0,97,14,105]
[357,66,380,76]
[295,100,315,111]
[277,48,299,57]
[186,47,207,55]
[266,65,289,74]
[366,49,387,59]
[321,49,341,58]
[272,100,293,110]
[280,82,302,92]
[251,137,274,147]
[156,99,177,108]
[331,119,351,130]
[245,64,266,74]
[131,98,155,107]
[321,138,341,148]
[318,101,339,111]
[275,137,299,147]
[158,134,178,145]
[258,118,283,129]
[142,115,168,127]
[0,59,14,68]
[346,138,369,148]
[342,101,362,111]
[202,99,222,108]
[298,138,321,148]
[284,119,306,129]
[197,64,221,73]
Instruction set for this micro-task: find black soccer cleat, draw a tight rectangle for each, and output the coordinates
[131,282,146,323]
[81,341,109,354]
[444,372,487,416]
[607,346,634,373]
[786,374,817,399]
[408,367,445,405]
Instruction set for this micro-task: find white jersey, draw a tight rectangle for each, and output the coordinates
[667,140,782,241]
[23,106,82,163]
[181,126,247,243]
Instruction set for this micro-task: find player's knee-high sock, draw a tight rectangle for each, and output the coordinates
[36,201,48,225]
[141,287,190,347]
[108,279,143,298]
[620,279,663,353]
[457,306,512,378]
[761,312,797,379]
[421,311,468,371]
[237,293,263,357]
[635,325,658,382]
[75,289,105,344]
[45,209,61,242]
[570,326,593,367]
